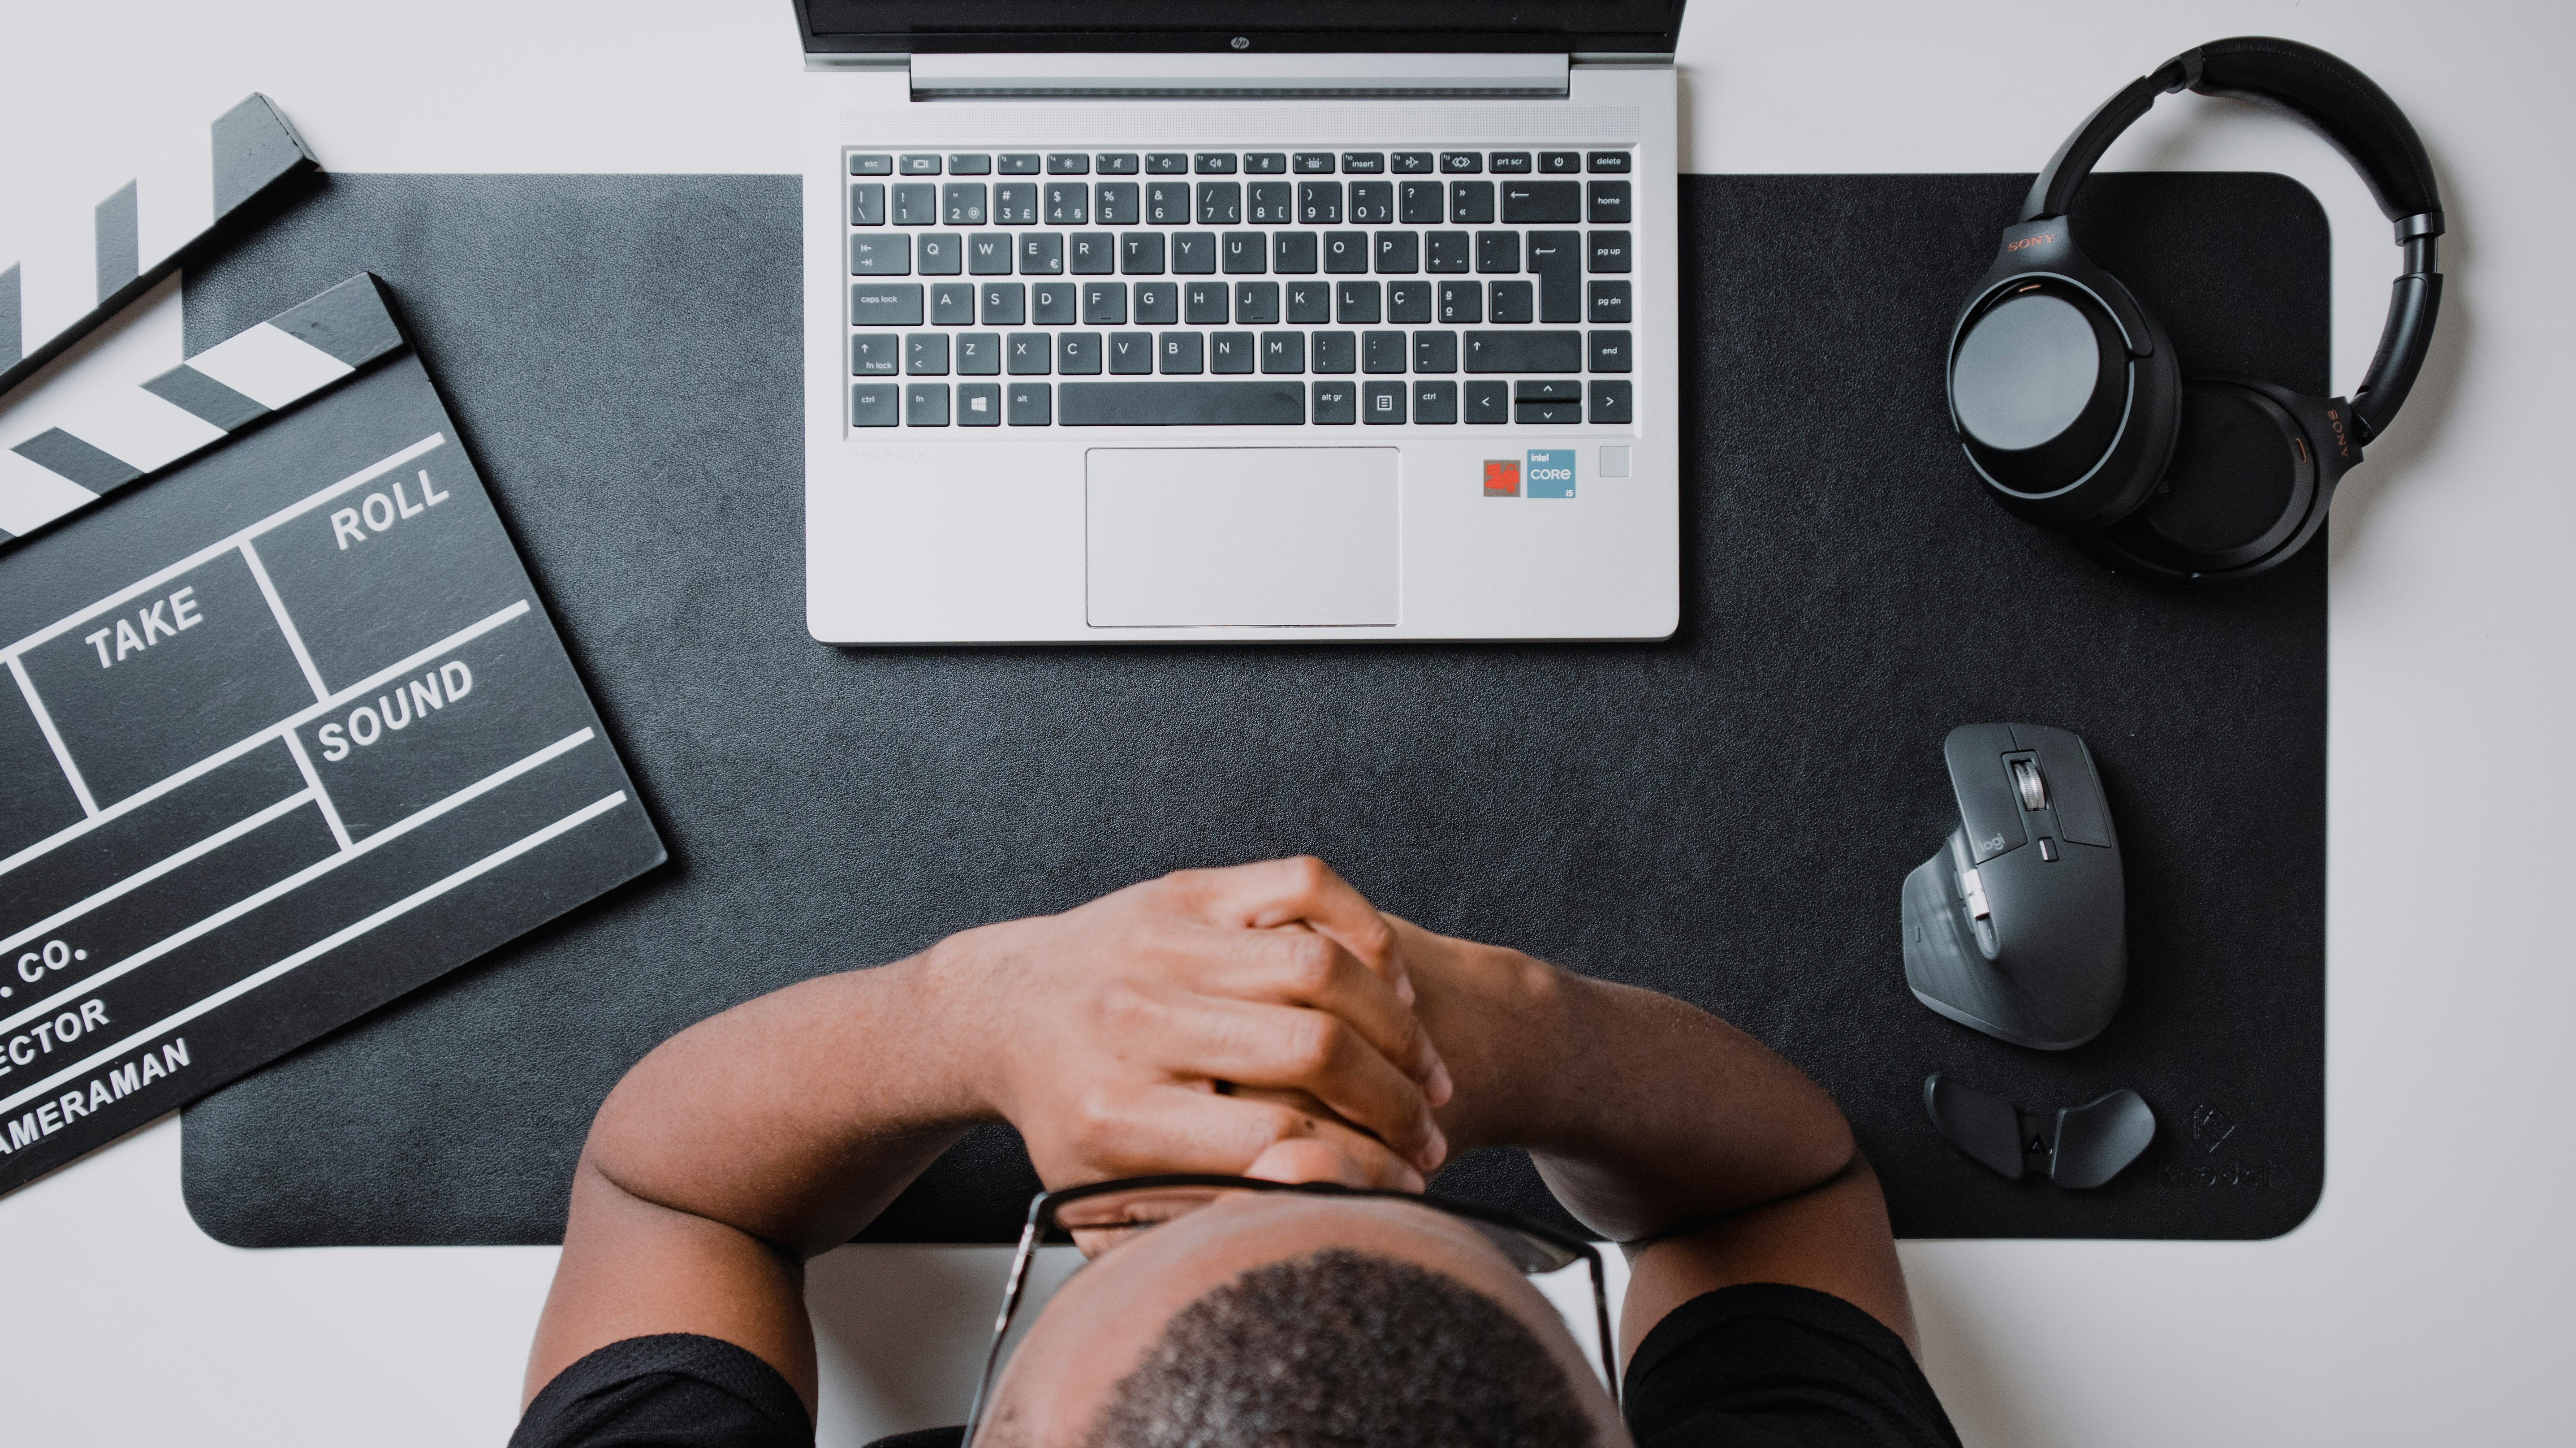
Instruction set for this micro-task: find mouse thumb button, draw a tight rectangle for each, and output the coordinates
[2049,1089,2157,1189]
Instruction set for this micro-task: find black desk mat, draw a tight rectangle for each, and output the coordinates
[177,172,2324,1244]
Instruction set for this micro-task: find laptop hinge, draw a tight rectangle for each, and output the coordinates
[906,52,1571,100]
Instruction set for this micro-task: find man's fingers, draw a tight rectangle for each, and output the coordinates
[1164,857,1407,995]
[1153,923,1453,1107]
[1052,1086,1423,1193]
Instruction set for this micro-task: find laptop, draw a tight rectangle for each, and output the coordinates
[796,3,1685,644]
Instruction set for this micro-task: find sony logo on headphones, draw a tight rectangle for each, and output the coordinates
[2006,232,2059,252]
[2326,407,2352,460]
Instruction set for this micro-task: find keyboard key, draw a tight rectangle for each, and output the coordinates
[1589,231,1631,272]
[958,382,1001,425]
[851,282,924,324]
[1020,233,1065,274]
[1144,182,1190,225]
[852,382,899,425]
[1342,152,1385,173]
[1438,280,1483,323]
[1285,280,1332,324]
[919,233,963,275]
[1122,233,1165,274]
[1398,180,1444,225]
[1135,281,1179,324]
[1313,331,1357,374]
[1587,151,1631,172]
[967,234,1012,275]
[1195,152,1237,174]
[1440,151,1483,173]
[1589,329,1632,372]
[852,333,900,375]
[1465,330,1583,372]
[1196,182,1242,225]
[1031,281,1079,325]
[1464,379,1510,422]
[1211,331,1256,373]
[1183,281,1230,324]
[1146,152,1189,174]
[1350,182,1394,225]
[893,183,937,224]
[1312,380,1357,424]
[1097,152,1140,174]
[1070,232,1117,273]
[1237,281,1281,324]
[1426,231,1472,272]
[900,154,941,175]
[957,333,1001,374]
[1502,180,1581,223]
[906,334,949,375]
[1222,233,1268,274]
[1489,281,1535,323]
[1374,231,1420,274]
[1589,380,1634,424]
[1588,280,1632,323]
[1044,182,1089,225]
[949,153,992,175]
[1008,381,1052,424]
[1246,182,1294,225]
[1363,331,1407,374]
[1108,332,1153,373]
[1274,232,1319,273]
[1537,151,1581,175]
[851,233,910,275]
[1059,332,1103,374]
[850,153,893,176]
[1047,153,1089,174]
[1394,151,1436,174]
[1476,232,1520,274]
[1388,280,1432,324]
[1414,380,1458,423]
[850,182,885,225]
[1414,330,1458,373]
[1260,331,1306,373]
[998,154,1042,174]
[1095,182,1141,225]
[1082,281,1129,326]
[1517,401,1581,424]
[931,282,976,324]
[1316,232,1367,275]
[1529,231,1582,322]
[1588,181,1631,224]
[1490,152,1533,174]
[1364,380,1407,424]
[1245,152,1288,174]
[1450,180,1496,225]
[980,282,1025,325]
[1299,182,1343,225]
[1515,380,1583,401]
[1172,232,1218,274]
[993,183,1038,225]
[1159,332,1204,373]
[906,382,950,424]
[1293,152,1336,173]
[1062,381,1309,425]
[1336,281,1381,324]
[1006,333,1050,373]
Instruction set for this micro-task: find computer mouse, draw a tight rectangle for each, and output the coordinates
[1901,723,2124,1050]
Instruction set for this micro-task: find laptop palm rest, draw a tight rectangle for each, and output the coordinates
[1085,448,1400,627]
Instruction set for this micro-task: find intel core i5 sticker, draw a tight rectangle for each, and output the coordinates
[1526,450,1576,498]
[1483,460,1520,497]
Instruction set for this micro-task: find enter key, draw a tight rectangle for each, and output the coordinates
[1527,231,1582,323]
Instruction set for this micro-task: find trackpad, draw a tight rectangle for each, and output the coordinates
[1087,448,1399,627]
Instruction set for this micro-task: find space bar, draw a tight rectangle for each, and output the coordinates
[1059,382,1307,426]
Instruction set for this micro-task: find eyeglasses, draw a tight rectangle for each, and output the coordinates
[960,1174,1618,1446]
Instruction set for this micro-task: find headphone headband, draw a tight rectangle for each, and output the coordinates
[2020,37,2443,442]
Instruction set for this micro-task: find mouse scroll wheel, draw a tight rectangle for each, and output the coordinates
[2010,758,2049,812]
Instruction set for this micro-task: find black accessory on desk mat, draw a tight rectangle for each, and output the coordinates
[1925,1074,2154,1189]
[174,173,2323,1244]
[1946,36,2442,583]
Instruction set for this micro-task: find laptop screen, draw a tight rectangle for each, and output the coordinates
[794,2,1687,56]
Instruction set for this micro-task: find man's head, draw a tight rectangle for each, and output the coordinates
[976,1191,1630,1448]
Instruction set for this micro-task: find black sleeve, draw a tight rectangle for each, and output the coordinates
[511,1334,813,1448]
[1621,1284,1961,1448]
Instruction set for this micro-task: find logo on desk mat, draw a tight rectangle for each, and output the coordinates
[1482,460,1520,497]
[1526,450,1576,499]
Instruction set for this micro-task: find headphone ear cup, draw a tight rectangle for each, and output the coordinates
[2086,377,2324,582]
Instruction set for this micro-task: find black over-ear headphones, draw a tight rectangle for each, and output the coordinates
[1946,36,2443,583]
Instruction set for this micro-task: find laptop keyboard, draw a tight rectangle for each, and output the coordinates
[845,148,1636,430]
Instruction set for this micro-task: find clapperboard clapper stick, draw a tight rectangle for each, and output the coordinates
[0,94,319,398]
[0,273,664,1196]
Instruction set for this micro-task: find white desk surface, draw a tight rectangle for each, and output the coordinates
[4,2,2568,1442]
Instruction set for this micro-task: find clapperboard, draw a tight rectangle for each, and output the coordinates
[0,274,664,1193]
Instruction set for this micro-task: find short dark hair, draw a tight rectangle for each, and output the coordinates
[1081,1247,1598,1448]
